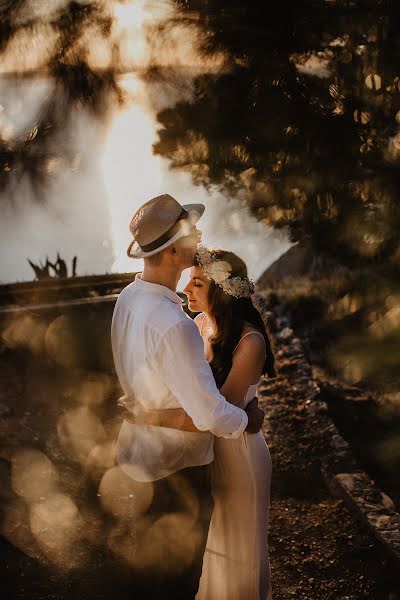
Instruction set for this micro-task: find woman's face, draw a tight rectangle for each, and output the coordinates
[183,266,211,313]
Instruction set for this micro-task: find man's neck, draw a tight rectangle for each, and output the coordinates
[141,265,181,292]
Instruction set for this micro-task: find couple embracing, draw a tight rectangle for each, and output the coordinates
[111,194,275,599]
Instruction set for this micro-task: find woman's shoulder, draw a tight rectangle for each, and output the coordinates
[193,312,208,333]
[235,325,266,354]
[242,322,264,338]
[193,312,205,326]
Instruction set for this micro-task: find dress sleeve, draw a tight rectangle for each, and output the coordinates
[152,319,248,438]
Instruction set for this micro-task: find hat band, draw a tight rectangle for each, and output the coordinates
[140,208,190,252]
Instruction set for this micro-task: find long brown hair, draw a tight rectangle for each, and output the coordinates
[198,249,276,388]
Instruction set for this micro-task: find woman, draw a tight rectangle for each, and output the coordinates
[138,246,275,600]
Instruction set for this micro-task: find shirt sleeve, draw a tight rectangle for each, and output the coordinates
[152,319,248,438]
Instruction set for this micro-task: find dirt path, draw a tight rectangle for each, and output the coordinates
[260,301,399,599]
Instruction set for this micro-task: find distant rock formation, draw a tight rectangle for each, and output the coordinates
[257,241,351,288]
[257,241,311,288]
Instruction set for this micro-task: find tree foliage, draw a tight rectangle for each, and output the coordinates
[153,0,400,265]
[0,1,121,198]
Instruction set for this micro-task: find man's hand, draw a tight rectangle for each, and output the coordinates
[244,397,265,433]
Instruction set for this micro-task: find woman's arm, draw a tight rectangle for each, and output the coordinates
[220,333,266,407]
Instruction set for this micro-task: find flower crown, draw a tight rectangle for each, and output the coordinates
[196,245,255,299]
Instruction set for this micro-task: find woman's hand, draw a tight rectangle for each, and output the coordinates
[244,397,265,433]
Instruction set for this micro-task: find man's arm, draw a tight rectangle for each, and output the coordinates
[126,400,264,433]
[152,319,248,439]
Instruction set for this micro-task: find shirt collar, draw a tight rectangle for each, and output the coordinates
[134,273,183,305]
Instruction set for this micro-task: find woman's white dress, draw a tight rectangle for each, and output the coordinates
[196,316,273,600]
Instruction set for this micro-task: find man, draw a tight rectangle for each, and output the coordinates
[111,194,264,599]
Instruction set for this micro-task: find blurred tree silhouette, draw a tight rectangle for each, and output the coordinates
[153,0,400,266]
[0,1,122,198]
[3,0,400,268]
[152,0,400,391]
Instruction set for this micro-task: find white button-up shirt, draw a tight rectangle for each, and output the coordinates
[111,275,248,481]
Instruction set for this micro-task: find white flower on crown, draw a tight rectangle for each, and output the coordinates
[196,245,255,299]
[207,260,232,284]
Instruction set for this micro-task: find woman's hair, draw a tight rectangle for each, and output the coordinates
[197,249,276,388]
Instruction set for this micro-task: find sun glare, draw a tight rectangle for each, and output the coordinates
[114,2,150,30]
[101,78,163,274]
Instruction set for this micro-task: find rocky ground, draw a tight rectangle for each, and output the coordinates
[259,296,399,599]
[1,296,399,599]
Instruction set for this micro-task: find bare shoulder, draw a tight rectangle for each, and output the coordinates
[193,313,204,326]
[193,312,205,328]
[240,330,266,354]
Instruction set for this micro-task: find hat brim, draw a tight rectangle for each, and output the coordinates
[127,203,205,259]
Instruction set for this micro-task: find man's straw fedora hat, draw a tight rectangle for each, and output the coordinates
[127,194,205,259]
